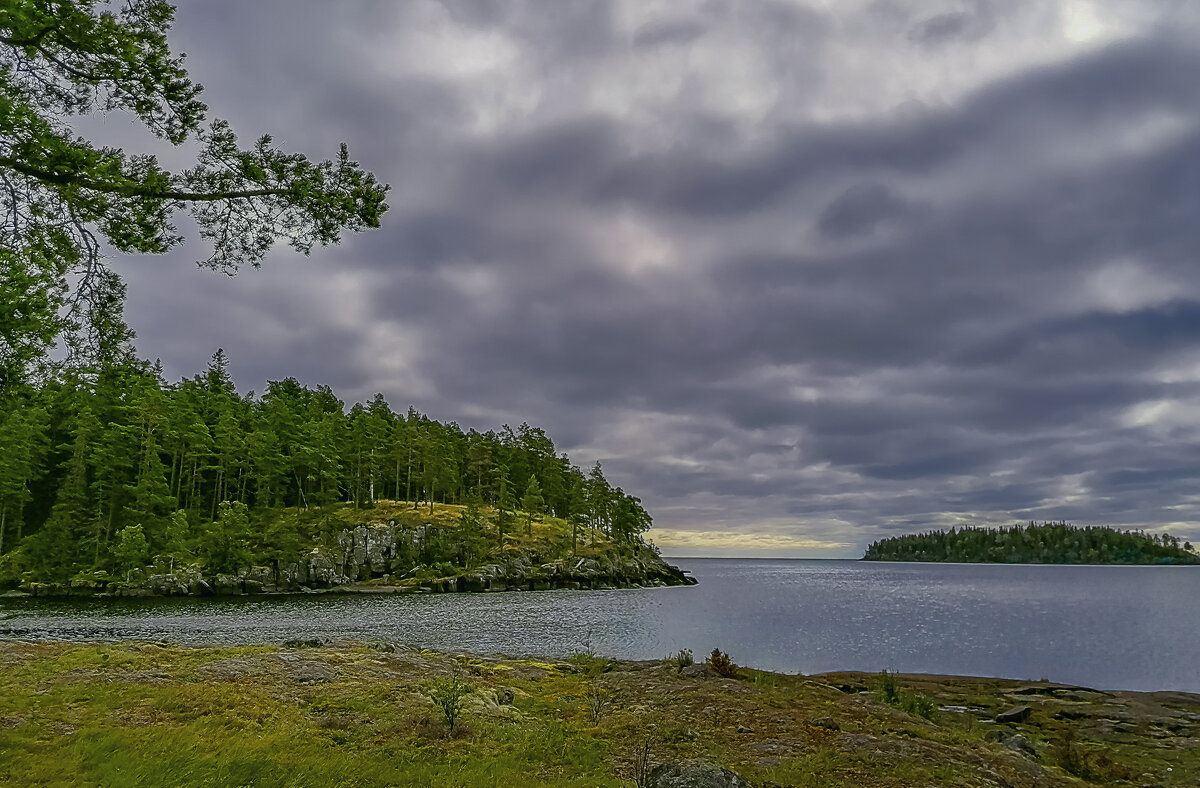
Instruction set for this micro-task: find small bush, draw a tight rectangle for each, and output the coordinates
[707,648,739,678]
[875,669,900,704]
[875,670,936,720]
[429,673,473,732]
[629,734,656,788]
[667,648,694,674]
[901,693,936,720]
[586,683,609,725]
[568,651,612,677]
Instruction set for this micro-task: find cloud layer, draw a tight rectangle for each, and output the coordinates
[110,0,1200,554]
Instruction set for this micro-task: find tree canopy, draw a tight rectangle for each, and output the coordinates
[0,1,389,388]
[0,349,655,585]
[863,522,1199,565]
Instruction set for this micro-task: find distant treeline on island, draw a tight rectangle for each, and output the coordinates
[862,522,1199,565]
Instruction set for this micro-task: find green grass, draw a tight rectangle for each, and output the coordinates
[2,642,1197,787]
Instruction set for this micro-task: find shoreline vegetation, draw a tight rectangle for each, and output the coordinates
[1,351,692,597]
[3,500,694,599]
[0,639,1196,787]
[863,522,1199,565]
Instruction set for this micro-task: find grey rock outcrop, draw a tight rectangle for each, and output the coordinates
[16,516,694,598]
[646,761,752,788]
[996,706,1033,724]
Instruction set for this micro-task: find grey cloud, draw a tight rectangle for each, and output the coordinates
[109,2,1200,555]
[817,181,922,238]
[908,1,996,46]
[632,19,708,49]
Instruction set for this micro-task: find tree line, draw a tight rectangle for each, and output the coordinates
[862,522,1198,565]
[0,346,653,584]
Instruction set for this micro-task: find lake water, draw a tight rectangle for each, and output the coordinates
[2,559,1198,693]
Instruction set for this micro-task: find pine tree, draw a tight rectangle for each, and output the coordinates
[28,407,102,579]
[111,524,150,579]
[1,4,387,386]
[522,476,545,536]
[457,493,488,566]
[202,500,252,574]
[0,402,49,554]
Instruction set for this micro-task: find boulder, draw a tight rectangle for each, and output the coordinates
[1003,733,1038,760]
[996,706,1033,724]
[288,661,336,683]
[366,524,394,575]
[307,549,342,587]
[681,663,721,679]
[351,525,369,568]
[242,566,274,593]
[212,574,243,595]
[276,561,304,591]
[646,761,752,788]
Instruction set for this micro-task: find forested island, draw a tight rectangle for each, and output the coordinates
[862,522,1199,565]
[0,350,692,597]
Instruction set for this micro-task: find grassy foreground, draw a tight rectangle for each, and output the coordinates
[0,641,1195,787]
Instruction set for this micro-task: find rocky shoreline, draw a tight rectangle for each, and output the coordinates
[11,521,695,599]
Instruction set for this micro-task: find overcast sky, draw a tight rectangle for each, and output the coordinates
[104,0,1200,557]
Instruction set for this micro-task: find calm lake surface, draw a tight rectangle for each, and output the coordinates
[2,559,1197,693]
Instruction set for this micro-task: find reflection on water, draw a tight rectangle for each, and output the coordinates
[3,559,1198,692]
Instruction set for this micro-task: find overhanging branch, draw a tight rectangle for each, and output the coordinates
[0,156,287,202]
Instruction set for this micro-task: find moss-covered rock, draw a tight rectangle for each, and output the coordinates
[17,501,695,598]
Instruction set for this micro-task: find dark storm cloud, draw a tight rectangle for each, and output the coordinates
[113,1,1200,554]
[817,182,923,238]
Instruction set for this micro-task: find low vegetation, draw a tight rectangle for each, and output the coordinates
[863,521,1199,564]
[3,641,1195,787]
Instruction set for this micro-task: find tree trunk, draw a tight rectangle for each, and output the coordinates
[169,447,181,502]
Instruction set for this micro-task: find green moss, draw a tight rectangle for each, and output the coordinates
[2,643,1196,787]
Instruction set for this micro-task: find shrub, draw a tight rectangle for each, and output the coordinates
[707,648,739,678]
[429,673,473,732]
[586,683,609,725]
[875,669,900,704]
[568,651,612,677]
[902,693,936,720]
[668,648,694,674]
[875,670,936,720]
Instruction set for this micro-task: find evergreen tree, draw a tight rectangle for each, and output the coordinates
[111,524,150,579]
[0,401,49,554]
[28,407,102,578]
[493,464,515,538]
[522,476,545,536]
[457,494,488,566]
[0,347,660,585]
[0,2,388,387]
[161,510,192,571]
[201,500,252,574]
